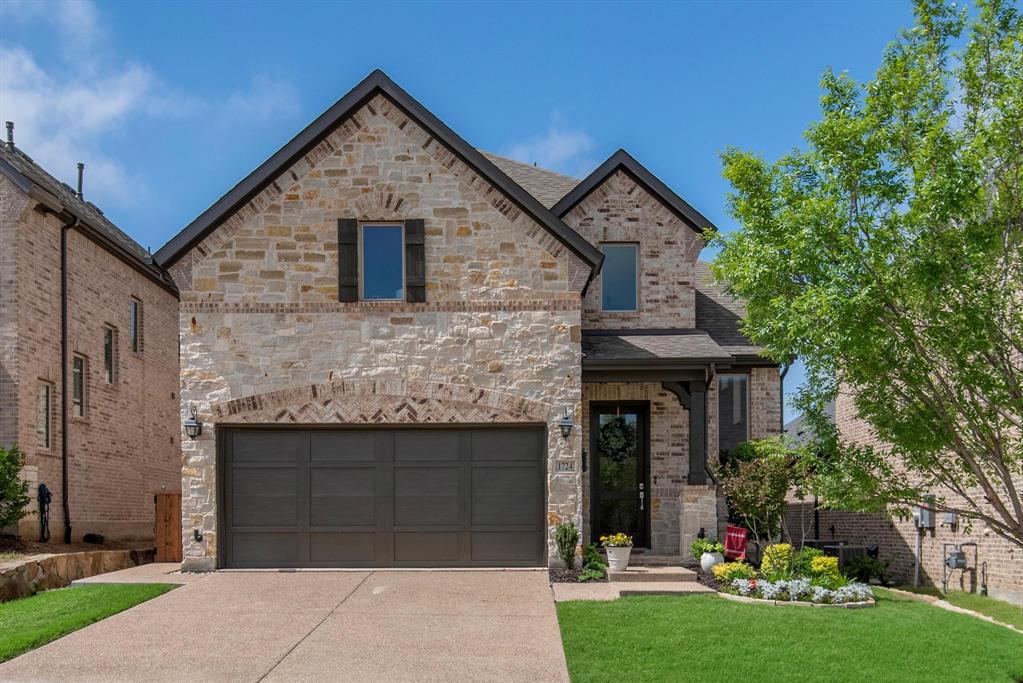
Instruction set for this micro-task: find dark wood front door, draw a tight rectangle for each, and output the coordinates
[590,403,650,547]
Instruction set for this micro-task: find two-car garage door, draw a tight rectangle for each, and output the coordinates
[220,427,545,568]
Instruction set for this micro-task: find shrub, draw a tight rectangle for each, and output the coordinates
[809,555,845,588]
[793,547,823,575]
[846,555,890,585]
[713,561,757,583]
[0,444,31,530]
[691,538,724,557]
[761,543,793,580]
[578,567,605,582]
[582,543,606,571]
[554,522,580,569]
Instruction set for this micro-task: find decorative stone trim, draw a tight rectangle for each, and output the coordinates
[211,378,556,424]
[717,592,876,609]
[180,298,580,314]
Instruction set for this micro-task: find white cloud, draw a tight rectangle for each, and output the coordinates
[501,115,596,177]
[0,0,299,209]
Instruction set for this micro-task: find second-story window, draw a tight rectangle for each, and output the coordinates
[129,298,142,353]
[103,326,118,384]
[360,224,405,300]
[72,355,87,418]
[600,243,638,312]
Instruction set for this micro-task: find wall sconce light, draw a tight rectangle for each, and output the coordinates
[183,404,203,440]
[558,408,574,438]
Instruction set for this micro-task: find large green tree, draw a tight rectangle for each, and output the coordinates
[712,0,1023,547]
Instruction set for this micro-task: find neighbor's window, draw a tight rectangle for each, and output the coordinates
[72,355,87,418]
[600,244,638,312]
[129,298,142,353]
[103,326,118,384]
[360,224,404,300]
[37,382,52,448]
[718,374,749,462]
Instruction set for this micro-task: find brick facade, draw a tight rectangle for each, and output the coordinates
[562,170,704,329]
[796,391,1023,604]
[0,177,180,542]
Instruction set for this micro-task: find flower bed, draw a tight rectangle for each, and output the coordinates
[712,543,876,608]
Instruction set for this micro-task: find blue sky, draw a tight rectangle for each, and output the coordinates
[0,0,916,421]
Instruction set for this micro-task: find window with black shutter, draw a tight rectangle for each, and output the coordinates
[338,218,426,303]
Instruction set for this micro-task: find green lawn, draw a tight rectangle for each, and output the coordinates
[944,591,1023,631]
[557,591,1023,682]
[0,584,177,663]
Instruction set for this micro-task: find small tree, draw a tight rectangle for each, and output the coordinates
[715,437,808,552]
[0,444,31,531]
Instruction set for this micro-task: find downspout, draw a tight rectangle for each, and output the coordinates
[60,214,79,544]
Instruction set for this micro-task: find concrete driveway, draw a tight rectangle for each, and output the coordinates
[0,570,568,683]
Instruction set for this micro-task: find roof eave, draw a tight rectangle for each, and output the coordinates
[155,70,602,273]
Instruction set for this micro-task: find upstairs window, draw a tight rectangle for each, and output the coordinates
[129,298,142,353]
[600,244,638,312]
[72,355,87,418]
[360,224,405,300]
[103,326,118,384]
[37,381,52,449]
[718,374,750,462]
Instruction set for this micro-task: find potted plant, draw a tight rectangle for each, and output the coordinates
[600,532,634,571]
[691,538,725,573]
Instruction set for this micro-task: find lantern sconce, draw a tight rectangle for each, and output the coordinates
[558,408,574,438]
[183,404,203,440]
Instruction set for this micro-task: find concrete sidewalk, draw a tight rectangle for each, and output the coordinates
[0,570,568,683]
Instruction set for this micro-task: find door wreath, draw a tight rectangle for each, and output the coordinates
[598,416,637,463]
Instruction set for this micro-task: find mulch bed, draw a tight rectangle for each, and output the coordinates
[549,568,608,584]
[696,570,721,592]
[0,534,28,553]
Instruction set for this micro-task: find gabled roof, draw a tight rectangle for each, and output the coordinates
[551,148,716,235]
[693,261,764,361]
[155,70,602,270]
[479,152,580,209]
[0,143,177,295]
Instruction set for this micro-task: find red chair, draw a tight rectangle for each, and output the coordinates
[724,525,748,561]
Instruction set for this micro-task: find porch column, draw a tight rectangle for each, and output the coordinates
[662,380,712,484]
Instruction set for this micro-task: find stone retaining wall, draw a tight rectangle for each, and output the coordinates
[0,548,155,602]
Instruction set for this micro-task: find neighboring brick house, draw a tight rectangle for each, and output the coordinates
[0,134,180,543]
[786,396,1023,605]
[154,70,780,571]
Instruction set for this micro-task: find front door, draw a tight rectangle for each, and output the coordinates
[590,403,649,547]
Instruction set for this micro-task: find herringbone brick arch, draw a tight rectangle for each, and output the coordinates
[211,378,553,425]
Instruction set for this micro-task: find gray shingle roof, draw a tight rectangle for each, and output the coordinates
[694,261,764,359]
[479,151,580,209]
[582,331,731,363]
[0,144,151,262]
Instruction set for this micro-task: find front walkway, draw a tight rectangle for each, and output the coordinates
[0,569,568,682]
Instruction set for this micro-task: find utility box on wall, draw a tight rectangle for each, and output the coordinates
[915,496,936,529]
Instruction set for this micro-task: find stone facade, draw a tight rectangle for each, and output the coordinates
[561,169,704,329]
[793,391,1023,605]
[172,95,585,570]
[0,177,180,542]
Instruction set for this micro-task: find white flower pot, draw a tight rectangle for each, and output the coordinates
[700,551,724,573]
[606,546,632,571]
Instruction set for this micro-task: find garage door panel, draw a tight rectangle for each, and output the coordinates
[232,431,304,463]
[394,532,460,563]
[395,430,464,461]
[223,427,544,568]
[310,431,382,462]
[471,429,544,461]
[473,495,542,526]
[231,468,299,527]
[472,531,540,562]
[309,532,376,564]
[231,532,299,567]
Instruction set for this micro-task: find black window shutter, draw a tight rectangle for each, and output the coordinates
[404,218,426,303]
[338,218,358,302]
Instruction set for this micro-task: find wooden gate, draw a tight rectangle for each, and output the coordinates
[154,492,182,563]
